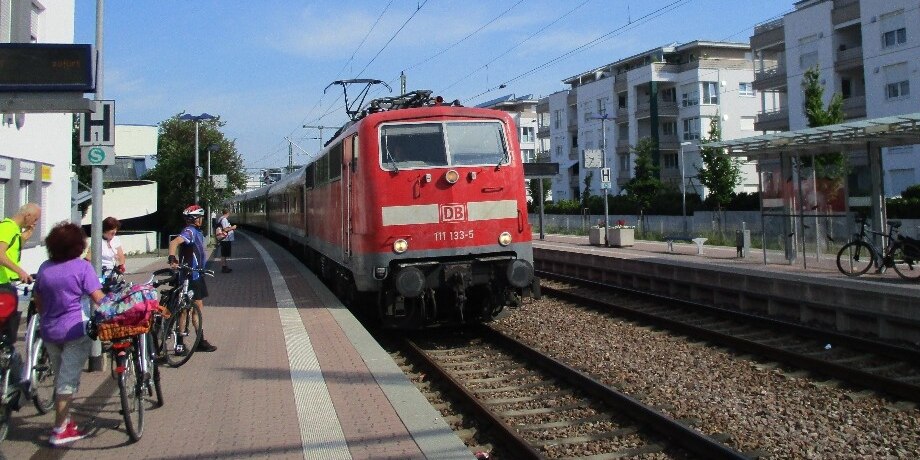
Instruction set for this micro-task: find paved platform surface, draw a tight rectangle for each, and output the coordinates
[0,232,470,459]
[537,233,920,292]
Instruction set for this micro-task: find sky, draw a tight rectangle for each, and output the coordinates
[74,0,797,172]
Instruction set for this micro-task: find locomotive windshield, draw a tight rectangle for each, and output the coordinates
[380,121,508,170]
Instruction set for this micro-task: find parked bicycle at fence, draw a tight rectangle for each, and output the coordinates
[155,265,213,368]
[836,219,920,280]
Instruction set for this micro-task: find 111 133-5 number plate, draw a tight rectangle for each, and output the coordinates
[433,230,474,241]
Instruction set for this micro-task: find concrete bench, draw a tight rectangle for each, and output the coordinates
[664,235,708,255]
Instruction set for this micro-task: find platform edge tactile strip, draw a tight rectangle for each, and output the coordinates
[287,247,474,459]
[247,234,353,460]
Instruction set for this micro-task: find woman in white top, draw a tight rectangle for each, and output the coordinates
[86,216,126,273]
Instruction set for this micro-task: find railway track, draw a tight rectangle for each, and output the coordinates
[399,326,747,459]
[538,271,920,404]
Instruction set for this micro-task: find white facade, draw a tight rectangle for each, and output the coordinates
[539,41,761,202]
[751,0,920,197]
[0,0,77,273]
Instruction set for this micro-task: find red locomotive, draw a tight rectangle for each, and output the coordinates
[231,89,538,328]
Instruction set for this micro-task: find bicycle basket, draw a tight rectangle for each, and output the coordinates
[97,321,150,341]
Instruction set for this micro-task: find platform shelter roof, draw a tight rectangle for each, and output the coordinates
[709,113,920,158]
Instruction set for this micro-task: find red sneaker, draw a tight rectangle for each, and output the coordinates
[49,420,87,446]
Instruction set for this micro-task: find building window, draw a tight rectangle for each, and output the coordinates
[663,153,678,169]
[538,112,549,128]
[886,81,910,99]
[555,145,562,158]
[617,123,628,139]
[660,87,677,103]
[702,82,719,105]
[618,93,627,108]
[554,110,562,129]
[619,153,630,173]
[521,127,535,143]
[740,116,755,132]
[798,34,819,70]
[521,149,535,163]
[661,120,676,136]
[884,62,910,100]
[739,82,755,96]
[681,83,699,107]
[597,97,609,116]
[682,117,701,140]
[883,28,907,48]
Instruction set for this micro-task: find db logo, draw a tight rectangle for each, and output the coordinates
[440,203,467,222]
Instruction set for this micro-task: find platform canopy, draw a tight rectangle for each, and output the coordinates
[709,113,920,158]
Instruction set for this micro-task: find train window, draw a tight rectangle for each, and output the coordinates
[380,123,447,169]
[317,154,329,183]
[305,163,315,189]
[329,142,343,181]
[351,135,359,172]
[445,122,508,166]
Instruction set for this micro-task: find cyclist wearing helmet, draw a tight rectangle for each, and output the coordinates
[167,205,217,354]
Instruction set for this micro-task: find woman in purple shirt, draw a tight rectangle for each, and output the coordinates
[34,222,104,447]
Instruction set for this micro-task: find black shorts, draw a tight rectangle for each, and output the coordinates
[220,240,232,258]
[188,277,208,300]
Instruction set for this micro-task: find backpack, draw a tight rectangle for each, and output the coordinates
[94,283,160,327]
[0,284,18,344]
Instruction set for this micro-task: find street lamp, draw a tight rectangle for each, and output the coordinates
[587,114,610,246]
[680,141,692,234]
[179,112,218,204]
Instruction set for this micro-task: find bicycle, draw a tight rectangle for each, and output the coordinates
[91,272,171,442]
[19,277,55,415]
[836,218,920,280]
[156,265,213,368]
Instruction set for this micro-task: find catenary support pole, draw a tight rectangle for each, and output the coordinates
[88,0,105,372]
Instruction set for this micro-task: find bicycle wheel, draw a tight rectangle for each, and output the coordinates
[0,373,10,442]
[836,241,874,276]
[890,245,920,281]
[152,360,164,408]
[30,336,55,414]
[160,303,202,368]
[117,348,144,441]
[149,314,166,362]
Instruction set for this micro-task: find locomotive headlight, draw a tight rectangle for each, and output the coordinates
[393,238,409,254]
[445,169,460,184]
[498,231,512,246]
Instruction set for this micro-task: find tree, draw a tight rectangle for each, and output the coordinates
[581,171,594,205]
[802,66,846,206]
[145,113,247,232]
[695,117,741,213]
[623,137,662,226]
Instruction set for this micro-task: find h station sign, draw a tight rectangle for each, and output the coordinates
[80,100,116,166]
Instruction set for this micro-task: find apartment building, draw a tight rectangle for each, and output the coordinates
[750,0,920,196]
[537,41,761,202]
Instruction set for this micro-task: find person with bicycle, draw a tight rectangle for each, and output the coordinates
[0,203,40,287]
[167,205,217,354]
[33,222,105,446]
[85,216,127,275]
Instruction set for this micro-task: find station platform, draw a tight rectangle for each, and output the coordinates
[1,232,471,459]
[534,234,920,345]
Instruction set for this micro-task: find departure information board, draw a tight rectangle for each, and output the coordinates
[0,44,94,92]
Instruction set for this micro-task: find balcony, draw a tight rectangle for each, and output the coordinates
[616,139,630,153]
[615,106,629,121]
[754,108,789,132]
[635,101,679,119]
[753,65,787,91]
[537,126,550,138]
[569,147,579,161]
[751,18,785,50]
[658,134,680,151]
[568,116,578,130]
[567,91,577,106]
[614,74,627,92]
[842,96,866,119]
[835,46,863,72]
[832,0,860,25]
